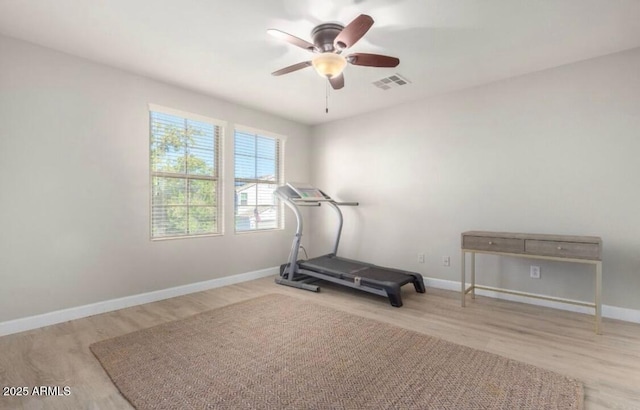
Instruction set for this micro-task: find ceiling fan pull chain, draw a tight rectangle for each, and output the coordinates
[326,81,329,114]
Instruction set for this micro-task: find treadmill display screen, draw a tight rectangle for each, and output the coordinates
[287,182,325,200]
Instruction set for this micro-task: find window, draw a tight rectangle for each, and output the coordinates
[234,128,283,232]
[149,106,223,239]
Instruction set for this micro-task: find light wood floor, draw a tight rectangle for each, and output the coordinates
[1,276,639,409]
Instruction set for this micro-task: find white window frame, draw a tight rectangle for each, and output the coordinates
[233,125,285,233]
[149,104,225,240]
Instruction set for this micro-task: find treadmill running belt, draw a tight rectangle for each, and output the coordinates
[356,267,415,284]
[300,255,415,285]
[286,254,425,307]
[301,255,368,274]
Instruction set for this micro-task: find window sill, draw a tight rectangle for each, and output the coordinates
[234,228,284,235]
[150,232,223,241]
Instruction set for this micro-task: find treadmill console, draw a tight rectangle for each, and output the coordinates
[286,182,326,200]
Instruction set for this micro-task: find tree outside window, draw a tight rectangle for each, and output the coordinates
[150,109,222,239]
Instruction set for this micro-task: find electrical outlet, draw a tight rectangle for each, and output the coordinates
[442,256,451,267]
[530,265,541,279]
[418,253,425,263]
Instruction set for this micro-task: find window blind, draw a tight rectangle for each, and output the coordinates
[234,129,282,232]
[150,109,222,239]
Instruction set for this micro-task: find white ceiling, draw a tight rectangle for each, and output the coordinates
[1,0,640,125]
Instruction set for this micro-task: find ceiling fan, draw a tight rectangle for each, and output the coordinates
[268,14,399,90]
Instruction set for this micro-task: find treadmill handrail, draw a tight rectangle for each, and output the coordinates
[291,197,333,203]
[291,198,358,207]
[294,202,322,207]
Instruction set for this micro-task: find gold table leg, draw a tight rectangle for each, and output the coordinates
[461,251,466,307]
[471,252,476,299]
[595,261,602,334]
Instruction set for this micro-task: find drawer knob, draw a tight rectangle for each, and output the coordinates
[488,241,493,245]
[557,246,563,250]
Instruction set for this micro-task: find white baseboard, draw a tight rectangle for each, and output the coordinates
[3,271,638,337]
[424,277,640,325]
[0,267,278,337]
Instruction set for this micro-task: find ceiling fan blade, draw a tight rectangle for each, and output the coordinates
[267,29,316,52]
[271,61,312,76]
[328,73,344,90]
[334,14,374,50]
[347,53,400,68]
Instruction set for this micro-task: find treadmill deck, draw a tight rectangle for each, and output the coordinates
[299,254,416,286]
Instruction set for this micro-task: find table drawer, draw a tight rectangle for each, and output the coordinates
[525,240,600,260]
[463,236,524,253]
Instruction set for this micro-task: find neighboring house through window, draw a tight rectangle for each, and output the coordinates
[234,128,284,232]
[149,105,224,239]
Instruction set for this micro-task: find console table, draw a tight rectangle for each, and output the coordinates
[460,231,603,334]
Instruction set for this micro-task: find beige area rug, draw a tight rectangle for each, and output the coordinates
[90,294,583,409]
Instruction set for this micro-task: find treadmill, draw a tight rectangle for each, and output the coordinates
[275,182,425,307]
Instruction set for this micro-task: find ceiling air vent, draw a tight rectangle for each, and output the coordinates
[372,73,411,90]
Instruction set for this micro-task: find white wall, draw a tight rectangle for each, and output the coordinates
[310,47,640,311]
[0,35,311,322]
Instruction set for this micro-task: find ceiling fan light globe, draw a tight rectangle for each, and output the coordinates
[312,53,347,79]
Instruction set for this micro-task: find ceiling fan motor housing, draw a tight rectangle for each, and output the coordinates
[311,23,345,52]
